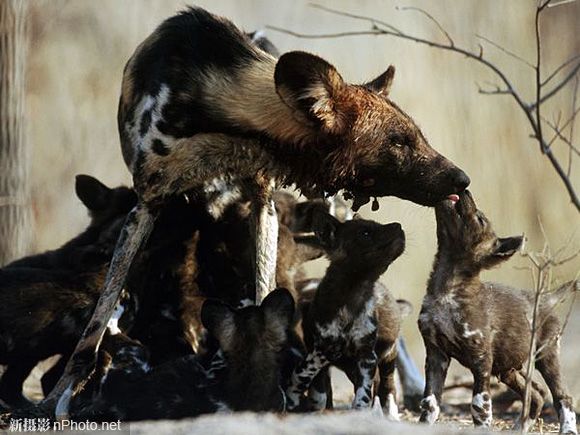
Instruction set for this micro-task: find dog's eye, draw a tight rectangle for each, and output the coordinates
[361,230,371,238]
[389,133,406,148]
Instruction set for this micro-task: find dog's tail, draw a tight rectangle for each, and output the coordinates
[542,279,579,310]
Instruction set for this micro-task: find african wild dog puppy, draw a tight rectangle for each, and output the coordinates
[0,176,136,408]
[419,190,577,434]
[298,280,412,418]
[285,211,406,414]
[5,175,137,271]
[73,289,295,421]
[51,6,470,414]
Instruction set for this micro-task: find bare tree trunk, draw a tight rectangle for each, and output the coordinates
[0,0,30,266]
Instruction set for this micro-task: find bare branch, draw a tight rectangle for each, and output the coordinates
[265,26,380,40]
[533,60,580,109]
[397,6,454,47]
[569,76,579,176]
[544,117,580,158]
[308,3,402,35]
[476,34,534,69]
[541,54,580,87]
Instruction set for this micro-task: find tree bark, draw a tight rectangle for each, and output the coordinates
[0,0,30,266]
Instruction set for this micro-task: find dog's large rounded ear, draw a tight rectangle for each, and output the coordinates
[312,209,340,250]
[262,288,295,330]
[363,65,395,96]
[275,51,347,135]
[201,299,236,348]
[75,175,112,211]
[493,236,524,259]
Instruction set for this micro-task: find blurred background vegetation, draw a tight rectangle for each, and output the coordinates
[16,0,580,399]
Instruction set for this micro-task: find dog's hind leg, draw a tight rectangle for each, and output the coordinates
[254,178,278,304]
[44,203,156,419]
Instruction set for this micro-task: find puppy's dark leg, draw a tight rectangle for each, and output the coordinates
[306,366,332,411]
[377,351,399,420]
[470,357,493,427]
[0,360,36,408]
[348,351,377,410]
[41,357,68,398]
[46,204,156,419]
[286,349,329,411]
[536,349,577,434]
[419,345,450,424]
[499,368,544,428]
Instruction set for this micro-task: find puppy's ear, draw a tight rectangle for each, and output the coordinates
[363,65,395,96]
[492,236,524,260]
[262,288,295,331]
[75,175,112,212]
[312,210,340,250]
[275,51,348,135]
[201,299,236,349]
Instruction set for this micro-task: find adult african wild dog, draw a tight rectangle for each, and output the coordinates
[286,211,406,414]
[45,7,469,416]
[419,190,577,434]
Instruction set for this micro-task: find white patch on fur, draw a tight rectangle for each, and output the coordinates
[559,401,578,434]
[300,281,319,293]
[385,393,400,421]
[371,396,384,418]
[420,394,440,424]
[237,298,254,308]
[127,85,175,169]
[107,301,125,335]
[307,387,327,411]
[462,322,483,339]
[214,401,231,413]
[204,178,243,219]
[471,392,492,426]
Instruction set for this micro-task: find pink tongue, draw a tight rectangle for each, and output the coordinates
[448,194,460,204]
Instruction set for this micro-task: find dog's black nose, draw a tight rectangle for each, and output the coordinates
[450,170,470,191]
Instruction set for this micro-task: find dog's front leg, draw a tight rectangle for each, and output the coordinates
[46,203,156,419]
[255,178,278,304]
[286,349,329,411]
[470,358,493,427]
[350,351,377,409]
[419,345,450,424]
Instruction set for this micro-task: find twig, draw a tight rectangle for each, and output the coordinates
[398,6,454,47]
[541,54,580,87]
[568,76,579,176]
[476,34,534,69]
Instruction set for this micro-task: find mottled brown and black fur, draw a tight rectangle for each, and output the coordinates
[418,190,577,434]
[286,211,406,414]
